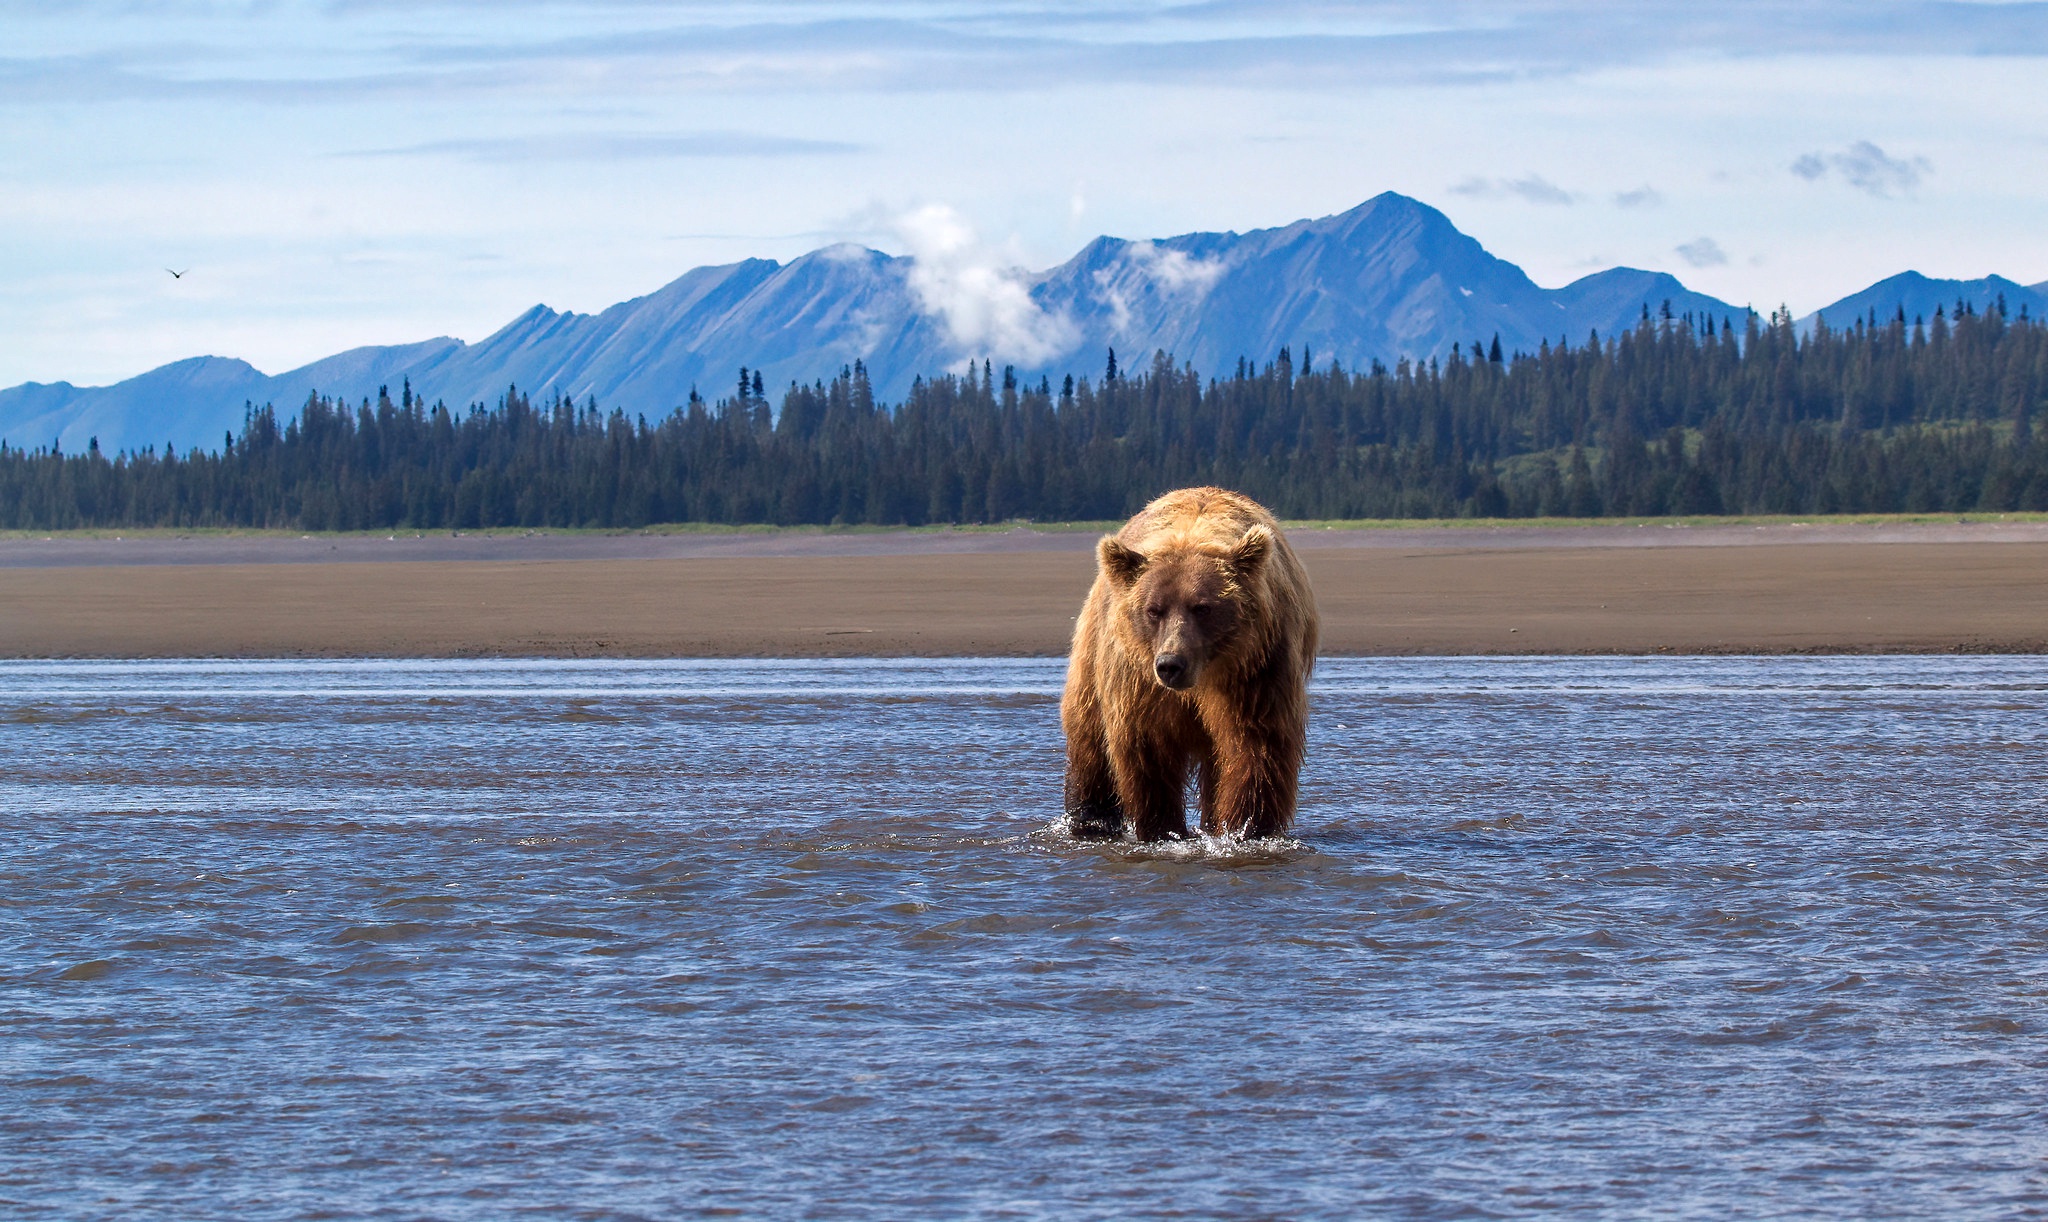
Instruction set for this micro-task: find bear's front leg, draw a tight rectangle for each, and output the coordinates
[1201,724,1303,840]
[1062,737,1125,839]
[1061,672,1125,839]
[1109,735,1192,842]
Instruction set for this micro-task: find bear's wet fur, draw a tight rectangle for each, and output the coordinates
[1061,487,1319,841]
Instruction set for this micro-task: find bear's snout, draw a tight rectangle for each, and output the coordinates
[1153,652,1193,690]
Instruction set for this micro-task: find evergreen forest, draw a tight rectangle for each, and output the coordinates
[5,300,2047,530]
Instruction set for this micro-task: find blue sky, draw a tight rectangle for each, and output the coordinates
[5,0,2047,388]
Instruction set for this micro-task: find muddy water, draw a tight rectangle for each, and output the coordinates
[3,657,2045,1219]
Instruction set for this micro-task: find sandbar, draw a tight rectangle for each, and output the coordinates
[2,522,2044,657]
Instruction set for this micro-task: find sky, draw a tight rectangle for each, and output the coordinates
[5,0,2047,389]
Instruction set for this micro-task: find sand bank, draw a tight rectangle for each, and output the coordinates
[7,517,2048,569]
[2,524,2044,657]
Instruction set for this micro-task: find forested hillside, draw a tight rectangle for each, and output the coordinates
[5,299,2045,529]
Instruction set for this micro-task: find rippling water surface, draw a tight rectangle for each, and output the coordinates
[4,656,2046,1220]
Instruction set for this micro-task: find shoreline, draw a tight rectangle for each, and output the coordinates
[6,515,2048,570]
[3,521,2045,659]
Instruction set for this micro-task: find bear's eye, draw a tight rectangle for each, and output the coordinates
[1144,604,1165,621]
[1189,602,1212,616]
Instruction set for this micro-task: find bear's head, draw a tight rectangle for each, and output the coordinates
[1098,526,1271,691]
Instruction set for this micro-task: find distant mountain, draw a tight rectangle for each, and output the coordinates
[2,357,264,458]
[1802,272,2048,331]
[0,340,461,457]
[5,193,1766,456]
[1037,197,1736,382]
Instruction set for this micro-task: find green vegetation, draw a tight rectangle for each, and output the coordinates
[3,298,2044,529]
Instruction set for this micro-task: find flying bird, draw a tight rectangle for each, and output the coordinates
[166,268,187,279]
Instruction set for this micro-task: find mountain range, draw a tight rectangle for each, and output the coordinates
[7,192,2046,457]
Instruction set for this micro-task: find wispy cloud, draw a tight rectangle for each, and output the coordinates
[1791,140,1930,198]
[1123,240,1226,295]
[346,132,860,162]
[1449,174,1575,205]
[1613,185,1663,209]
[1675,237,1728,268]
[13,2,2047,107]
[1087,238,1228,333]
[895,204,1076,365]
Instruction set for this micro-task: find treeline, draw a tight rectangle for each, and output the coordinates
[4,300,2047,529]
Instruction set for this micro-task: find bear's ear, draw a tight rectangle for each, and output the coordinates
[1098,536,1147,587]
[1228,525,1272,575]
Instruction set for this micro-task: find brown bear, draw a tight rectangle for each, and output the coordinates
[1061,487,1319,841]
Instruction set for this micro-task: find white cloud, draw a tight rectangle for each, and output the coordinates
[1613,185,1663,209]
[1449,174,1575,205]
[1791,140,1930,197]
[1675,237,1729,268]
[1092,271,1134,333]
[895,204,1076,365]
[1089,239,1227,333]
[1124,240,1226,295]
